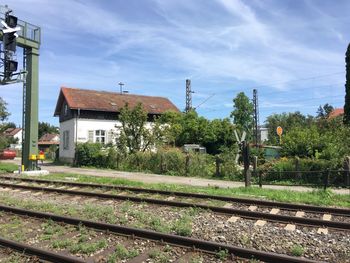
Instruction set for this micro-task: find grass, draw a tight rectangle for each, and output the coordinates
[216,249,229,260]
[28,172,349,207]
[290,244,304,257]
[0,192,195,237]
[52,236,107,254]
[0,162,18,173]
[107,244,139,262]
[149,249,170,263]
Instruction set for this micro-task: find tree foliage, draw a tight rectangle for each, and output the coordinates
[38,122,59,138]
[344,43,350,125]
[117,103,162,153]
[230,92,254,133]
[0,97,10,122]
[0,98,13,149]
[316,103,334,119]
[159,110,236,154]
[265,112,314,144]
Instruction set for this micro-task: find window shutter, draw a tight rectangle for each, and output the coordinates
[63,131,69,150]
[107,130,113,143]
[88,130,94,142]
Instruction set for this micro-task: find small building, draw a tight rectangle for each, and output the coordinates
[38,133,60,151]
[54,87,179,163]
[3,128,22,149]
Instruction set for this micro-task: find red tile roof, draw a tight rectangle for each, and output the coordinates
[54,87,180,116]
[3,128,21,136]
[328,108,344,118]
[39,133,59,142]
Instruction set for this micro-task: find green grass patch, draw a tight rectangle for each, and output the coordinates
[290,244,304,257]
[32,172,350,208]
[0,162,18,173]
[107,244,139,262]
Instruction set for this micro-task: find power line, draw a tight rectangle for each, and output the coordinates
[199,94,344,114]
[212,71,345,96]
[194,93,215,109]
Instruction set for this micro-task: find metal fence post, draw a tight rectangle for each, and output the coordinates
[185,153,190,176]
[324,168,330,190]
[243,141,251,187]
[343,156,350,188]
[215,156,220,177]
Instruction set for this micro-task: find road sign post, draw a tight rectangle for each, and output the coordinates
[276,126,283,144]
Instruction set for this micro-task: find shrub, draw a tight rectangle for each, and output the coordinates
[259,157,343,185]
[75,143,103,167]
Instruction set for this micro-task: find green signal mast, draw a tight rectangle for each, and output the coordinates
[0,5,40,170]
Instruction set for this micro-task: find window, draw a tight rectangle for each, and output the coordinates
[64,104,68,116]
[63,130,69,150]
[95,130,106,144]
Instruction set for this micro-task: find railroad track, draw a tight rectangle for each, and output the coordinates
[0,175,348,231]
[0,175,347,215]
[0,203,320,263]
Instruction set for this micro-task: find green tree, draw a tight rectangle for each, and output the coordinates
[0,97,10,122]
[281,125,323,158]
[159,111,183,146]
[117,103,162,153]
[38,122,59,138]
[230,92,253,133]
[344,43,350,125]
[265,112,314,144]
[204,118,235,154]
[317,103,334,119]
[0,98,12,149]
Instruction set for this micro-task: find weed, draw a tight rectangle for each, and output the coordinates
[216,249,229,260]
[189,256,203,263]
[107,244,139,262]
[172,215,192,236]
[291,244,304,257]
[148,249,169,263]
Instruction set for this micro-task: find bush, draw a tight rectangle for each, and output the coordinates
[74,143,227,179]
[259,157,344,185]
[75,143,103,167]
[216,150,242,180]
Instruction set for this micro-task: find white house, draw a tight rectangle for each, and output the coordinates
[3,128,22,149]
[54,87,179,163]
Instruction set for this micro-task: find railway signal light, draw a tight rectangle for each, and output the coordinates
[4,59,18,78]
[2,14,18,52]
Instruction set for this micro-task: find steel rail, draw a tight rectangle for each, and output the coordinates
[0,204,320,263]
[0,236,85,263]
[0,175,348,216]
[0,182,349,230]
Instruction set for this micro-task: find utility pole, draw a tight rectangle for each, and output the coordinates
[118,82,124,94]
[185,79,193,113]
[253,89,259,146]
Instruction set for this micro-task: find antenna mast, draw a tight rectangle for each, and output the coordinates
[253,89,259,146]
[185,79,193,113]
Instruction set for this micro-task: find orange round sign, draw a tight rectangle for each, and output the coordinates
[276,126,283,136]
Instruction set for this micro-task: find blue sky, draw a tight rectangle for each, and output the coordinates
[1,0,349,127]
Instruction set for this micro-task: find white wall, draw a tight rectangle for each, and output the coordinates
[76,119,121,143]
[59,118,155,162]
[14,130,22,144]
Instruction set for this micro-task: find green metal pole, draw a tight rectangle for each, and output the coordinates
[22,47,39,170]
